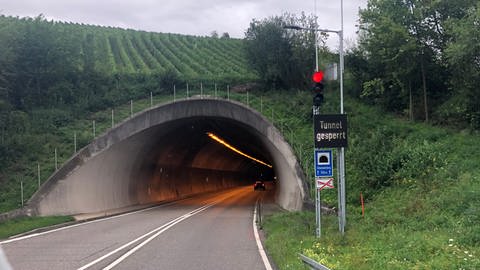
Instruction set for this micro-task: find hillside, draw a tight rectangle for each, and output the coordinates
[261,91,480,269]
[0,15,255,79]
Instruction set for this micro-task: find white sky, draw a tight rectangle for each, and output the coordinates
[0,0,368,49]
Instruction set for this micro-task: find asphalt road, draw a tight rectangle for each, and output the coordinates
[1,186,274,270]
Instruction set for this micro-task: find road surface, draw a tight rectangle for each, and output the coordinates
[1,186,274,270]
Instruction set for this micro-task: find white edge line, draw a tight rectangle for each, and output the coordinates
[0,201,179,245]
[253,200,273,270]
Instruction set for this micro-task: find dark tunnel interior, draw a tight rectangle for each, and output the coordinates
[133,117,277,201]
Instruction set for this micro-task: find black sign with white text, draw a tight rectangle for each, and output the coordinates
[314,114,348,148]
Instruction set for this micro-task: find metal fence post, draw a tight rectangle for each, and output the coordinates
[150,92,153,107]
[20,181,24,207]
[74,132,77,153]
[37,162,40,189]
[173,85,176,102]
[227,85,230,100]
[55,148,58,171]
[130,100,133,117]
[93,120,96,138]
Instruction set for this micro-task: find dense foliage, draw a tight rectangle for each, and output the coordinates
[349,0,479,129]
[244,13,333,89]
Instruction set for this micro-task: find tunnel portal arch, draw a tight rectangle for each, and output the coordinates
[27,98,307,216]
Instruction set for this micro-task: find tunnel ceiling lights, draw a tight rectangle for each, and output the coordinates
[206,132,273,168]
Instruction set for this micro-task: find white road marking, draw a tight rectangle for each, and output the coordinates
[253,200,273,270]
[101,203,215,270]
[0,201,178,245]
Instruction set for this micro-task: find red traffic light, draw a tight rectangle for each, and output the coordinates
[312,71,324,83]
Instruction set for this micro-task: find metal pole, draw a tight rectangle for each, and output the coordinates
[215,83,217,98]
[74,131,77,153]
[21,181,24,207]
[339,0,346,235]
[111,109,114,128]
[55,148,58,171]
[247,91,249,106]
[37,163,40,189]
[187,83,189,98]
[130,100,133,117]
[93,120,96,138]
[314,0,319,71]
[200,82,203,98]
[74,132,77,153]
[174,85,176,102]
[227,85,230,100]
[316,187,321,237]
[150,92,153,107]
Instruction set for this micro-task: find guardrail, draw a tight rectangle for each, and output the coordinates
[299,253,331,270]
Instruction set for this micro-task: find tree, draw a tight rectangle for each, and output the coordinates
[244,13,323,89]
[210,31,219,38]
[221,32,230,39]
[444,2,480,128]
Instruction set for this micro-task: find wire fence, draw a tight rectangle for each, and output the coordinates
[14,82,316,210]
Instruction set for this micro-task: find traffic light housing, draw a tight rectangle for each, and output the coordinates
[312,71,324,107]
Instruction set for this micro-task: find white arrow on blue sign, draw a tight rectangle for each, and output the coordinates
[314,149,333,178]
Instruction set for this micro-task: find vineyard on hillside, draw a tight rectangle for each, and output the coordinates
[0,15,255,81]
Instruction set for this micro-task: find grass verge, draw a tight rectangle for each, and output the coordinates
[0,216,74,240]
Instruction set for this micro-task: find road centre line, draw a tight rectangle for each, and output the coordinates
[77,203,216,270]
[100,203,216,270]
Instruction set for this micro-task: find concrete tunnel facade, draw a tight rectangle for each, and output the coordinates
[27,98,307,216]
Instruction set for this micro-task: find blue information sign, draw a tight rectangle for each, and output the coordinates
[315,149,333,177]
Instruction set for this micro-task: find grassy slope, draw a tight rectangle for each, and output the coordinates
[262,91,480,269]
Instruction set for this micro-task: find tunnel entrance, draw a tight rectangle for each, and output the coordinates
[135,117,277,203]
[27,99,306,216]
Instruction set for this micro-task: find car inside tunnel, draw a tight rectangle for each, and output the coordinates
[27,99,305,216]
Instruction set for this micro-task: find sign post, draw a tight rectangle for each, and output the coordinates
[314,114,347,235]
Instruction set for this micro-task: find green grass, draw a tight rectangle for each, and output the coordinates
[261,91,480,269]
[0,216,74,240]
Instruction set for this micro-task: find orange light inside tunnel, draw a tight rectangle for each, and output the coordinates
[207,132,273,168]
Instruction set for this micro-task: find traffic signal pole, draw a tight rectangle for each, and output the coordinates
[284,0,347,235]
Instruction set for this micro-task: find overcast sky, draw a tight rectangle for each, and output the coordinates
[0,0,368,48]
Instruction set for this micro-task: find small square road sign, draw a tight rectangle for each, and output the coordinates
[315,149,333,178]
